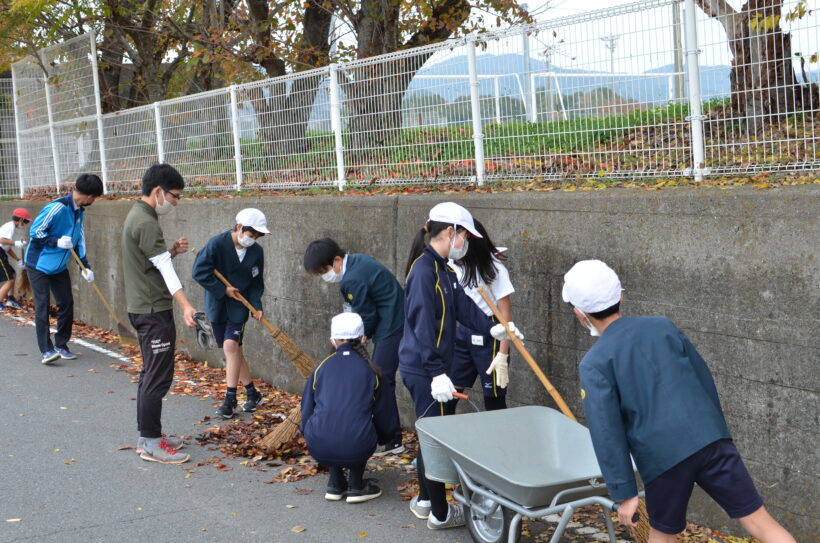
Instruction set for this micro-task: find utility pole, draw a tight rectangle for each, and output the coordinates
[600,35,620,102]
[672,0,685,102]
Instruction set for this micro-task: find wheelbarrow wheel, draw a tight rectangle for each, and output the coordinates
[466,493,520,543]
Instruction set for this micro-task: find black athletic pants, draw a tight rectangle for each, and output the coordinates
[28,268,73,354]
[129,310,176,439]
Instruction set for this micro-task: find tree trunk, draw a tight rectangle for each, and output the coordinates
[696,0,819,133]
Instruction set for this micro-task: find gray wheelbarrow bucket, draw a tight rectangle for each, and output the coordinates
[416,405,607,508]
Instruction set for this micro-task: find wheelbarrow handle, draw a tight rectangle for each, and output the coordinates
[611,503,640,524]
[452,392,468,400]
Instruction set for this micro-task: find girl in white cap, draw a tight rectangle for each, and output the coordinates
[399,202,524,529]
[192,208,269,419]
[301,312,393,504]
[449,217,515,411]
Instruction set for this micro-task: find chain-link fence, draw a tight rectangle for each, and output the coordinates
[0,79,19,196]
[7,0,820,196]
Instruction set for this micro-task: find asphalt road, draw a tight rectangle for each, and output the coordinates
[0,314,473,543]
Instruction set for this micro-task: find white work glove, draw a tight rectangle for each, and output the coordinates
[14,240,26,249]
[490,322,524,342]
[486,352,509,389]
[57,236,73,249]
[430,373,456,403]
[81,268,94,283]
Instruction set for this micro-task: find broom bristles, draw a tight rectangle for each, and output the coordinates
[629,499,650,543]
[258,406,302,451]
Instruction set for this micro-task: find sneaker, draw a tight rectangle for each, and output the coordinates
[41,348,60,365]
[5,298,22,310]
[346,480,382,504]
[427,504,466,530]
[139,439,190,464]
[215,398,237,419]
[409,496,432,519]
[136,434,185,454]
[55,346,77,360]
[373,440,405,456]
[325,484,347,501]
[243,389,263,412]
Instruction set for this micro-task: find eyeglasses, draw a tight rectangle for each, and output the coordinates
[164,191,182,201]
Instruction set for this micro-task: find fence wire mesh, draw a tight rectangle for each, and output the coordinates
[6,0,820,196]
[0,79,19,196]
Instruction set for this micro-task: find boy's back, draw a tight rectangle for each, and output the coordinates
[580,316,731,499]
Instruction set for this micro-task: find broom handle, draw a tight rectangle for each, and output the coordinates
[69,248,124,327]
[476,286,577,421]
[213,269,278,336]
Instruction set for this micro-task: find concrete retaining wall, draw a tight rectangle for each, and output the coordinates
[5,185,817,539]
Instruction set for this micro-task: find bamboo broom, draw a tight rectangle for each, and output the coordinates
[212,270,316,451]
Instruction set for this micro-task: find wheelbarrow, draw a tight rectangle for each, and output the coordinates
[416,405,637,543]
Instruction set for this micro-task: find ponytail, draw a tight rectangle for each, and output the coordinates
[347,339,382,376]
[404,220,451,278]
[457,218,503,288]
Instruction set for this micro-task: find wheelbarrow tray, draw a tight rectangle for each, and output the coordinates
[416,406,607,508]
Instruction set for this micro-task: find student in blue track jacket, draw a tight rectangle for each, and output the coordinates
[303,238,405,455]
[26,174,103,364]
[562,260,795,543]
[399,202,523,530]
[301,312,392,504]
[192,208,268,419]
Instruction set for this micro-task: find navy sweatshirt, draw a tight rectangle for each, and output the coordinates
[340,254,404,342]
[398,245,494,379]
[301,343,392,466]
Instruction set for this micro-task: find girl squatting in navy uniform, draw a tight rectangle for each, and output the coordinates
[449,218,515,411]
[301,312,393,504]
[399,202,524,530]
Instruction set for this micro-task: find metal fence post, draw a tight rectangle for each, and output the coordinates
[43,71,61,190]
[328,65,346,191]
[467,34,486,186]
[153,102,164,164]
[88,32,108,194]
[10,72,26,198]
[683,0,706,181]
[229,85,243,191]
[521,28,534,123]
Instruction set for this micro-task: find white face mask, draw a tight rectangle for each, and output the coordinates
[321,267,343,284]
[155,190,174,216]
[581,313,601,337]
[238,234,256,248]
[448,228,469,261]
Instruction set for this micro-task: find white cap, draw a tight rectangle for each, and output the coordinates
[330,312,365,340]
[428,202,482,238]
[562,260,623,314]
[235,208,270,234]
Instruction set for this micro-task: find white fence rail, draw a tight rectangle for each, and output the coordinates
[7,0,820,196]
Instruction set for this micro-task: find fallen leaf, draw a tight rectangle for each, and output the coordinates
[291,526,306,533]
[359,532,367,537]
[293,487,312,495]
[231,512,237,517]
[6,519,22,523]
[116,446,135,451]
[285,505,297,509]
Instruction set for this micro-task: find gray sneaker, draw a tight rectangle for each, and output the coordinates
[373,441,405,456]
[139,438,190,464]
[409,495,431,519]
[136,435,184,454]
[427,504,466,530]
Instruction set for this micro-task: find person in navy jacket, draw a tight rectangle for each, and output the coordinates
[26,174,103,364]
[301,312,392,504]
[399,202,523,530]
[303,238,405,455]
[192,208,268,419]
[562,260,795,543]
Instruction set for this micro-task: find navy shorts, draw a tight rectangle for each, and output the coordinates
[645,439,764,534]
[451,318,506,398]
[0,251,15,282]
[211,321,245,348]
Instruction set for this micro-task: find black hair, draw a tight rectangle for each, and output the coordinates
[74,173,104,197]
[455,218,506,288]
[141,163,184,196]
[304,238,345,272]
[404,220,455,278]
[239,225,263,236]
[335,338,382,376]
[589,302,620,320]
